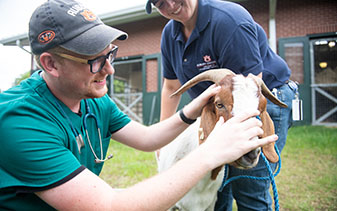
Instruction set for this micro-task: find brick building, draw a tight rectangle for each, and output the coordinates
[1,0,336,125]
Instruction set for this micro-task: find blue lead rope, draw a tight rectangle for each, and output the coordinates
[219,145,281,211]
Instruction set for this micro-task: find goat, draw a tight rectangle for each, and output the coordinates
[157,69,287,211]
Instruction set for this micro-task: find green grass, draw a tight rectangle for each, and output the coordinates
[275,126,337,210]
[99,125,337,210]
[100,141,157,188]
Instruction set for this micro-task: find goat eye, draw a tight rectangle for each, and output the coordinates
[216,103,224,109]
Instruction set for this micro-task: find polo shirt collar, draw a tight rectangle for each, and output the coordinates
[171,0,211,42]
[196,0,211,32]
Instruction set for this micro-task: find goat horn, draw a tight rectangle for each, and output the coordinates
[248,74,288,108]
[170,68,235,97]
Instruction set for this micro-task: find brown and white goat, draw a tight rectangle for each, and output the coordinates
[157,69,287,211]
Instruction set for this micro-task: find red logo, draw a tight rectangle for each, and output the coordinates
[38,30,55,44]
[80,10,97,21]
[203,55,212,63]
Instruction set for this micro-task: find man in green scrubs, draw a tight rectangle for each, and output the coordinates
[0,0,277,210]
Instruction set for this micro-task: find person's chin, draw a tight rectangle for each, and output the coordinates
[86,87,108,99]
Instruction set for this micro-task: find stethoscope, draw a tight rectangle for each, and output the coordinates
[55,99,113,164]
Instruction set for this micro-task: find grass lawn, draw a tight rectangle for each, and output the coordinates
[100,142,157,188]
[99,125,337,210]
[275,126,337,210]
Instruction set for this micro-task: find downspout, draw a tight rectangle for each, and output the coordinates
[269,0,277,52]
[15,39,37,72]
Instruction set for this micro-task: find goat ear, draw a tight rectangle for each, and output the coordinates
[260,111,279,163]
[199,100,217,145]
[247,73,287,108]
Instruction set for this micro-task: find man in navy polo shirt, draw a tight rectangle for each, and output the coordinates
[146,0,296,210]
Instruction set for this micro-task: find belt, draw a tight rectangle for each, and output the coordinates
[273,80,297,90]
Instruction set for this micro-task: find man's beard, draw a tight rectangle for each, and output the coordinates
[84,85,108,99]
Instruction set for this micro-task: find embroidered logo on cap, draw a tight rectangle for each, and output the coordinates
[38,30,55,44]
[81,10,97,21]
[67,4,96,22]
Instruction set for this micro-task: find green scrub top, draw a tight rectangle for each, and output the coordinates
[0,71,131,210]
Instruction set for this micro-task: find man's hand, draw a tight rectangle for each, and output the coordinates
[183,84,221,120]
[198,110,278,168]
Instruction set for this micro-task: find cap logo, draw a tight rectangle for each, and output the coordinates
[38,30,55,44]
[67,4,85,16]
[66,4,96,21]
[80,10,97,21]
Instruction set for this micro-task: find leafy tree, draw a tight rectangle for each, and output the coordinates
[14,71,30,86]
[114,79,125,93]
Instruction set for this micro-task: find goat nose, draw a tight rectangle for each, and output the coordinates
[244,148,261,161]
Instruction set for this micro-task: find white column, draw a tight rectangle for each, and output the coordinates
[269,0,277,52]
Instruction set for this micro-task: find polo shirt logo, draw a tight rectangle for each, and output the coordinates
[203,55,212,63]
[196,55,218,71]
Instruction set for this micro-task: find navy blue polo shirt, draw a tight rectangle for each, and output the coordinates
[161,0,291,99]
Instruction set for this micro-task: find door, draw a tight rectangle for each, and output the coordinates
[279,36,311,125]
[142,54,191,125]
[109,58,143,123]
[142,54,162,125]
[310,37,337,126]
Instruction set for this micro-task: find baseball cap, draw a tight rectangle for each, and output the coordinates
[29,0,128,56]
[146,0,153,14]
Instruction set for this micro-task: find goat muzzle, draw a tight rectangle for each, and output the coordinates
[231,147,261,169]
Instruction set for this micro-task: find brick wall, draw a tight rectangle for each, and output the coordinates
[277,0,337,37]
[237,0,270,35]
[114,16,168,57]
[146,59,159,92]
[239,0,337,38]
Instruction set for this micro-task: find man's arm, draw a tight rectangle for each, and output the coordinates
[36,147,213,211]
[36,110,277,210]
[160,78,182,121]
[112,84,220,152]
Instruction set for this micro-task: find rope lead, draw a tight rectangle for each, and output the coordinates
[219,145,281,211]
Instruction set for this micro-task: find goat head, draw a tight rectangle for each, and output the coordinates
[171,69,287,179]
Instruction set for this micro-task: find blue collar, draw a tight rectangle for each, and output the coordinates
[171,0,211,44]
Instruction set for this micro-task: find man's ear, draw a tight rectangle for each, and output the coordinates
[39,52,60,77]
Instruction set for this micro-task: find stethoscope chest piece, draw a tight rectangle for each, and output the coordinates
[75,134,85,154]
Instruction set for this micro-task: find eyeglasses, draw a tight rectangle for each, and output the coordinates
[55,46,118,74]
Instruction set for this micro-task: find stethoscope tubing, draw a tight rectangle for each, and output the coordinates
[55,99,113,163]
